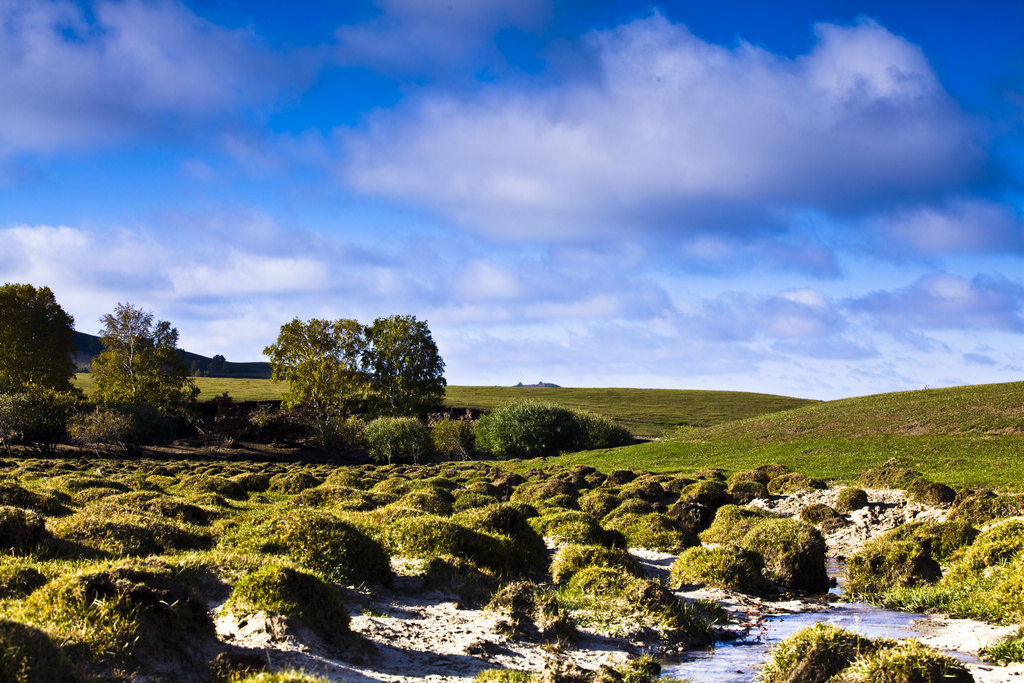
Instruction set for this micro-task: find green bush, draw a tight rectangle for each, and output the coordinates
[476,400,581,458]
[69,403,176,454]
[0,388,79,455]
[430,417,475,460]
[669,545,774,595]
[365,417,432,464]
[571,410,633,450]
[222,563,350,644]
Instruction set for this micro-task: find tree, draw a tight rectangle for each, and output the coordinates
[91,302,198,412]
[263,318,368,444]
[0,283,77,393]
[364,314,446,416]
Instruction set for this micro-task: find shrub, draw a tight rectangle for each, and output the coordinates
[430,417,475,460]
[669,545,774,596]
[0,388,79,455]
[571,410,633,450]
[222,563,350,644]
[760,622,875,683]
[69,403,176,454]
[835,487,869,513]
[477,400,581,458]
[365,417,432,464]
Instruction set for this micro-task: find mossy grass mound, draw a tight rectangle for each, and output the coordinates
[835,488,869,513]
[679,479,732,510]
[669,545,775,596]
[453,503,548,576]
[841,639,973,682]
[703,507,828,593]
[730,464,789,485]
[617,478,666,504]
[372,514,519,579]
[222,563,350,644]
[230,472,271,492]
[421,555,502,607]
[768,473,827,495]
[231,672,332,683]
[845,535,942,598]
[229,508,391,585]
[89,491,215,526]
[858,467,923,490]
[0,561,47,598]
[908,481,957,507]
[177,475,248,501]
[268,472,322,494]
[881,520,978,564]
[452,491,501,511]
[50,508,213,557]
[578,490,621,519]
[799,503,847,531]
[948,489,1024,525]
[761,622,875,683]
[294,485,380,511]
[20,562,216,676]
[562,566,712,645]
[528,510,607,547]
[0,482,71,516]
[486,581,576,643]
[549,544,644,586]
[396,487,455,516]
[728,479,769,505]
[0,618,81,682]
[0,506,48,553]
[601,512,698,553]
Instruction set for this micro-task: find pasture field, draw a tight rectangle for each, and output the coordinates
[528,381,1024,491]
[73,375,816,437]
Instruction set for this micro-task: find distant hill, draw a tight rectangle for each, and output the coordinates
[515,381,561,388]
[73,331,272,379]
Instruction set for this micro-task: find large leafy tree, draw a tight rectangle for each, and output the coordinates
[364,314,445,416]
[0,283,77,393]
[263,318,368,441]
[91,303,198,411]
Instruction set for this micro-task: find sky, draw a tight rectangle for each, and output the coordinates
[1,0,1022,400]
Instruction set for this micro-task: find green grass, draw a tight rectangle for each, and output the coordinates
[444,386,817,437]
[75,374,285,402]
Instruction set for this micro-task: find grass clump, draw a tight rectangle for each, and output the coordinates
[728,479,769,505]
[549,544,644,586]
[178,474,247,501]
[908,481,957,507]
[835,487,869,513]
[50,507,213,557]
[799,503,847,532]
[486,581,576,643]
[0,618,81,682]
[453,503,548,576]
[222,563,350,644]
[0,506,48,553]
[760,622,874,683]
[231,508,391,585]
[669,545,774,596]
[982,627,1024,664]
[268,472,322,494]
[372,514,517,579]
[529,510,606,546]
[841,639,973,682]
[601,512,698,553]
[846,537,941,598]
[767,472,827,495]
[948,489,1024,525]
[0,562,47,598]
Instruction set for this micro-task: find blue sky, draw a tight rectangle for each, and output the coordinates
[1,0,1022,399]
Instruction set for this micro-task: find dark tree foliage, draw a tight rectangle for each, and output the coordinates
[0,283,77,393]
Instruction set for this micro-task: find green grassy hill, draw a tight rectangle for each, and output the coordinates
[443,386,817,437]
[539,381,1024,490]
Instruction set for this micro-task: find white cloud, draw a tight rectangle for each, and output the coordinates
[0,0,302,156]
[878,199,1024,254]
[340,14,983,241]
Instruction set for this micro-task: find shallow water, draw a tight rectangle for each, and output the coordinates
[661,560,975,682]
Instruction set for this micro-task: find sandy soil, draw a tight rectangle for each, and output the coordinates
[211,487,1023,681]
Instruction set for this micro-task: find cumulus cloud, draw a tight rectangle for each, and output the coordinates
[334,0,549,76]
[849,272,1024,333]
[0,0,302,156]
[679,288,848,342]
[340,14,984,241]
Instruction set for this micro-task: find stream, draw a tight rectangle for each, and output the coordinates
[660,560,977,681]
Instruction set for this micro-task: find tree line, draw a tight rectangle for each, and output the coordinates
[1,282,632,461]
